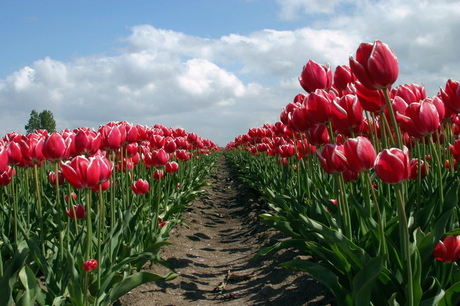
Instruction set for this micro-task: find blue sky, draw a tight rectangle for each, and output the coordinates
[1,0,459,146]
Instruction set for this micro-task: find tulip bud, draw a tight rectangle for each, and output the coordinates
[83,259,98,272]
[66,204,86,220]
[153,169,164,181]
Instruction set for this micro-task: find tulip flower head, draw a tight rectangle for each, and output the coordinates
[374,146,411,184]
[154,169,165,181]
[349,40,399,90]
[60,155,113,189]
[338,136,376,173]
[158,216,169,228]
[433,235,460,263]
[66,204,86,220]
[298,60,332,93]
[83,259,98,272]
[131,179,149,195]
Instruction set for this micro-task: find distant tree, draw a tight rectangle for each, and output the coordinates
[39,110,57,133]
[25,110,41,134]
[25,109,57,134]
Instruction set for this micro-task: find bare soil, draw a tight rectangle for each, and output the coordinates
[116,156,335,306]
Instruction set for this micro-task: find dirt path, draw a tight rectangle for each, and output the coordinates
[117,156,335,306]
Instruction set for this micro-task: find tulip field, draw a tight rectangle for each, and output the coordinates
[0,122,220,305]
[224,41,460,306]
[3,39,460,306]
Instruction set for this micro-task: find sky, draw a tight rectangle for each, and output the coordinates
[0,0,459,146]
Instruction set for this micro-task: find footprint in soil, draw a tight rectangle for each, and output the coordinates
[117,155,336,306]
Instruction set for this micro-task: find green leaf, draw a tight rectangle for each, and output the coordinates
[100,272,178,306]
[251,239,307,261]
[0,241,30,306]
[281,259,352,306]
[16,265,45,306]
[352,255,384,306]
[439,280,460,306]
[419,277,444,306]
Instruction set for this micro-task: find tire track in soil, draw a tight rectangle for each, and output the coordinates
[117,156,335,306]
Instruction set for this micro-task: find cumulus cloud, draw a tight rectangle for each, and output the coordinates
[277,0,460,94]
[0,0,459,145]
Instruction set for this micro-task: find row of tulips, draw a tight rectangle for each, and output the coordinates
[225,40,460,306]
[0,121,220,305]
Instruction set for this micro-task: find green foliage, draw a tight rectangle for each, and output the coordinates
[0,149,220,305]
[225,147,460,306]
[25,109,57,133]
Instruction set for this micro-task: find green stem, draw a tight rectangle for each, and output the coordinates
[34,164,45,254]
[383,88,403,149]
[395,183,413,306]
[97,184,104,289]
[85,189,92,260]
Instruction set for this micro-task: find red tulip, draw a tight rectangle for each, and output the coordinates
[440,79,460,113]
[304,89,335,124]
[60,155,113,189]
[175,149,191,162]
[396,99,440,138]
[64,192,77,202]
[307,124,330,146]
[150,135,165,149]
[74,128,101,157]
[331,94,364,136]
[66,203,86,220]
[316,143,347,174]
[19,133,45,167]
[0,166,14,186]
[353,81,387,113]
[143,149,169,168]
[349,40,399,90]
[92,180,110,193]
[333,65,356,91]
[48,171,65,185]
[165,161,179,174]
[131,179,149,195]
[158,216,169,228]
[278,144,296,158]
[449,139,460,162]
[153,169,164,181]
[409,158,429,180]
[164,139,177,154]
[289,106,314,132]
[299,60,332,93]
[0,145,8,173]
[99,123,125,151]
[433,235,460,263]
[374,146,411,184]
[82,259,98,272]
[6,141,22,165]
[339,136,376,173]
[391,83,426,104]
[42,132,69,162]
